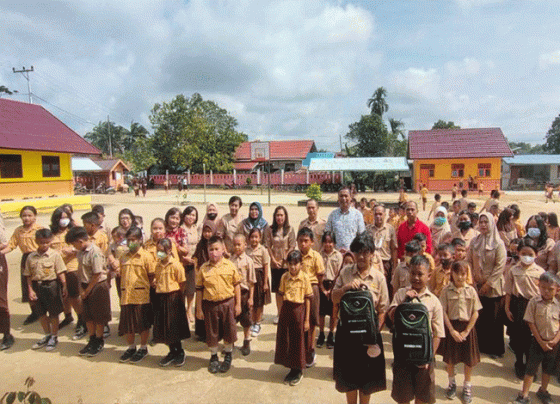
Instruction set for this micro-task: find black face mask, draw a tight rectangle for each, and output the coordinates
[207,213,218,220]
[440,258,452,268]
[458,221,471,230]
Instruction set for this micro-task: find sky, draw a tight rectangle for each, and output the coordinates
[2,0,560,152]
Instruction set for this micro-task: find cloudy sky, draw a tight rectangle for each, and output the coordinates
[2,0,560,151]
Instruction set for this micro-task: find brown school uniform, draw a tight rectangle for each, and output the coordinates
[298,217,326,252]
[196,258,242,346]
[534,238,555,272]
[320,249,342,317]
[77,244,111,324]
[230,252,256,329]
[7,223,43,303]
[429,264,473,297]
[367,223,397,279]
[52,229,80,298]
[23,248,66,317]
[391,262,410,292]
[90,230,108,255]
[216,213,245,254]
[274,270,313,370]
[499,228,517,248]
[263,226,296,293]
[390,287,445,404]
[439,283,482,366]
[301,248,325,359]
[246,244,272,307]
[451,228,479,251]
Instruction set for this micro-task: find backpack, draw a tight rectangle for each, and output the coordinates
[339,288,378,345]
[392,297,433,365]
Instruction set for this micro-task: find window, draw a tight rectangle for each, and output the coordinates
[420,164,435,177]
[478,163,491,177]
[284,163,296,172]
[451,164,464,178]
[42,156,60,177]
[0,154,23,178]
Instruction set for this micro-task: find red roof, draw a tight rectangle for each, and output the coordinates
[408,128,513,159]
[233,161,258,171]
[234,140,316,161]
[0,99,101,155]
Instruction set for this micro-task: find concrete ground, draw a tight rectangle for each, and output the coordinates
[1,188,560,403]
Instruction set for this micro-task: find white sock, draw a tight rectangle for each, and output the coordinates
[128,344,136,350]
[449,376,456,385]
[224,343,233,353]
[210,346,218,355]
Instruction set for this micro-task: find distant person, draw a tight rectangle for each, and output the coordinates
[458,190,470,211]
[420,183,429,211]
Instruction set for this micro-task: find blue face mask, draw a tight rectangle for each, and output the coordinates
[434,217,446,226]
[528,228,541,239]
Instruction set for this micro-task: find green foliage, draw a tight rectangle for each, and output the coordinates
[85,121,149,157]
[367,87,389,117]
[544,114,560,154]
[121,136,157,173]
[0,86,14,95]
[1,377,51,404]
[508,141,546,155]
[246,177,252,185]
[305,183,322,201]
[149,93,248,173]
[345,114,391,157]
[431,120,460,129]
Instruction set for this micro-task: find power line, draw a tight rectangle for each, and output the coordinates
[12,66,34,103]
[32,93,96,127]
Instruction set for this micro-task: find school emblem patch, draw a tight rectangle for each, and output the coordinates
[408,313,417,321]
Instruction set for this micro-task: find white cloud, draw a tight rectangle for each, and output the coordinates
[444,58,481,77]
[539,50,560,69]
[390,68,441,101]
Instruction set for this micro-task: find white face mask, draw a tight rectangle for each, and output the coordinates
[520,255,535,266]
[59,218,71,227]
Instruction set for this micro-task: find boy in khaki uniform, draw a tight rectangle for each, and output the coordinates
[196,235,242,374]
[25,229,67,352]
[82,212,109,255]
[392,240,422,293]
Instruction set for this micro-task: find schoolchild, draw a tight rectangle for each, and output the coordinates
[196,235,242,374]
[451,238,467,261]
[439,261,482,403]
[412,233,436,275]
[107,226,128,301]
[431,244,473,297]
[152,238,190,367]
[245,228,271,338]
[81,211,109,255]
[144,218,179,261]
[274,250,312,386]
[66,226,111,357]
[388,255,445,404]
[193,221,217,341]
[25,229,67,351]
[230,234,256,355]
[391,240,421,292]
[92,205,110,239]
[427,194,441,221]
[0,210,13,350]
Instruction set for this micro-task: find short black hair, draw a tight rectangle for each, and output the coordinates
[451,260,469,274]
[412,233,427,243]
[540,271,560,285]
[297,227,314,241]
[518,236,539,254]
[208,235,224,246]
[229,196,242,206]
[20,205,37,217]
[92,204,105,215]
[461,190,467,197]
[450,238,466,248]
[35,228,53,240]
[126,227,143,240]
[437,243,454,255]
[286,250,303,264]
[350,231,375,254]
[157,238,173,252]
[65,227,89,243]
[410,255,430,270]
[434,193,441,201]
[322,231,336,244]
[405,240,422,254]
[467,202,477,209]
[81,211,100,225]
[248,228,262,238]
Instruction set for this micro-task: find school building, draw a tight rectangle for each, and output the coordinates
[502,154,560,190]
[0,98,101,212]
[234,140,317,173]
[408,127,513,192]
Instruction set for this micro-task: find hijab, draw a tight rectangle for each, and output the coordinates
[244,202,268,231]
[201,203,220,229]
[194,221,218,268]
[430,206,451,239]
[471,212,501,254]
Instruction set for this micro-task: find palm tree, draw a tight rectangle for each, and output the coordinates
[367,87,389,117]
[388,118,406,156]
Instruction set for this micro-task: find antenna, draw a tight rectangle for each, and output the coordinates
[12,66,34,103]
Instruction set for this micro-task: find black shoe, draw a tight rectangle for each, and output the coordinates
[326,332,335,349]
[219,352,232,373]
[208,354,220,374]
[78,337,94,356]
[173,350,186,367]
[283,369,297,384]
[23,312,39,326]
[316,332,325,348]
[240,340,251,356]
[119,347,137,363]
[0,334,15,351]
[87,338,104,357]
[32,335,51,350]
[130,348,148,363]
[159,351,176,367]
[72,325,87,341]
[289,370,303,386]
[59,315,74,329]
[306,350,316,368]
[103,325,111,339]
[536,388,553,404]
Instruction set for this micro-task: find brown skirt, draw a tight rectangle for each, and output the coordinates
[275,301,306,370]
[202,297,237,346]
[81,281,112,324]
[441,320,480,367]
[253,268,271,307]
[236,289,252,329]
[118,303,153,336]
[0,254,9,334]
[153,290,190,345]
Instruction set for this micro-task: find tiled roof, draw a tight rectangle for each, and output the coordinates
[408,128,513,159]
[92,158,129,172]
[233,161,258,171]
[234,140,316,161]
[0,98,101,155]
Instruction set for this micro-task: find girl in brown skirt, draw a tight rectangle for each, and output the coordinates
[152,239,190,367]
[439,261,482,403]
[245,228,271,337]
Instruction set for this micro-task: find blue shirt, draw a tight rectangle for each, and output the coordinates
[325,207,366,250]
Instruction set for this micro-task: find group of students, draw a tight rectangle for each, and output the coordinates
[1,191,560,404]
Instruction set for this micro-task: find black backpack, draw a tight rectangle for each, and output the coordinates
[392,297,433,365]
[339,288,378,345]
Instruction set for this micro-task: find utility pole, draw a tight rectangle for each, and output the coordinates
[339,134,343,152]
[107,115,113,158]
[12,66,34,103]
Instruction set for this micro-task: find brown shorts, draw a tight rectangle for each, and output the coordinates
[526,337,560,376]
[391,361,436,404]
[236,289,252,329]
[81,281,111,324]
[66,271,80,299]
[118,303,153,336]
[32,280,64,317]
[202,297,237,347]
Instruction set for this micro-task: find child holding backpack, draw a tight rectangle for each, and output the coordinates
[388,255,445,404]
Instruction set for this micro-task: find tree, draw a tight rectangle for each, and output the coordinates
[388,118,407,157]
[432,120,460,129]
[544,114,560,154]
[122,136,157,173]
[508,141,546,155]
[85,121,149,157]
[367,87,389,117]
[0,86,13,96]
[150,93,248,173]
[346,114,390,157]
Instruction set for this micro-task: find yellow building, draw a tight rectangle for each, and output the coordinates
[408,128,513,192]
[0,99,101,200]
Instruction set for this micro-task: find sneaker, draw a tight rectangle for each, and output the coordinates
[536,388,553,404]
[103,325,111,339]
[446,383,457,400]
[159,351,176,367]
[130,348,148,363]
[316,332,325,348]
[306,350,316,368]
[87,338,104,357]
[219,352,232,373]
[240,340,251,356]
[45,335,58,352]
[251,323,261,338]
[0,334,15,351]
[32,335,51,350]
[119,347,137,363]
[208,354,220,374]
[273,316,279,325]
[59,315,74,329]
[283,369,297,384]
[326,332,335,349]
[23,312,39,326]
[72,326,87,341]
[173,351,186,367]
[512,393,530,404]
[289,371,303,386]
[462,387,472,404]
[78,338,94,356]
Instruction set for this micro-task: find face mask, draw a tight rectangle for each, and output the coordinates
[119,239,127,246]
[528,228,541,239]
[520,255,535,266]
[156,251,167,260]
[434,217,446,226]
[440,258,452,268]
[458,221,471,230]
[59,218,70,227]
[404,256,412,265]
[128,242,140,251]
[207,213,218,220]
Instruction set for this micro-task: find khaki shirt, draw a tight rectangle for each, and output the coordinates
[430,264,473,297]
[154,257,186,294]
[245,244,270,269]
[230,252,256,290]
[524,296,560,341]
[423,252,436,275]
[23,248,66,281]
[535,238,556,272]
[467,238,507,297]
[334,264,389,314]
[263,226,296,269]
[390,287,445,338]
[184,225,199,257]
[439,283,482,321]
[279,270,313,304]
[300,249,325,285]
[458,197,470,211]
[196,258,242,302]
[298,217,326,252]
[77,244,107,284]
[367,223,397,262]
[217,213,245,254]
[451,228,480,251]
[120,248,155,305]
[143,239,179,261]
[51,229,79,272]
[392,262,410,292]
[90,230,109,255]
[321,249,343,281]
[7,224,42,253]
[504,262,545,300]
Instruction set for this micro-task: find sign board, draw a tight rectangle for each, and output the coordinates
[251,142,270,161]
